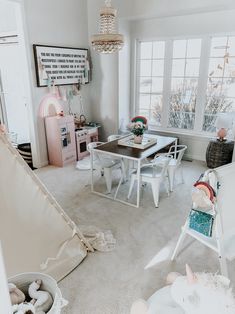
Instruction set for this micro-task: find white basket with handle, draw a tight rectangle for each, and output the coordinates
[8,272,68,314]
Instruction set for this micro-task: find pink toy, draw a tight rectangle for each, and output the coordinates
[0,124,6,133]
[217,128,227,141]
[38,94,63,118]
[8,283,25,305]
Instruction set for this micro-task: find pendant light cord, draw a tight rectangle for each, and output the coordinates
[105,0,111,7]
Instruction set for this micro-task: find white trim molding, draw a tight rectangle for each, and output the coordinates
[134,33,235,144]
[148,129,212,161]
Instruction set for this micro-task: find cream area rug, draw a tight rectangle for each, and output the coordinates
[35,161,235,314]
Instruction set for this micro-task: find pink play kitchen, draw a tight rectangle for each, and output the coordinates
[45,115,99,167]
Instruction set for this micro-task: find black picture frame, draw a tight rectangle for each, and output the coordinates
[33,44,90,87]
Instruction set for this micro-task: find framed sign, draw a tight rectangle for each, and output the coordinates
[33,44,90,87]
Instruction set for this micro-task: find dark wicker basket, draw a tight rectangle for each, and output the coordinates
[206,140,234,169]
[17,143,34,169]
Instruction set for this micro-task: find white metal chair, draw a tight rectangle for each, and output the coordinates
[107,134,130,181]
[167,145,187,192]
[108,133,150,178]
[87,141,104,171]
[86,141,105,186]
[88,141,125,194]
[127,153,172,207]
[107,134,123,142]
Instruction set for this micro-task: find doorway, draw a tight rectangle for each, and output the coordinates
[0,35,30,144]
[0,0,40,167]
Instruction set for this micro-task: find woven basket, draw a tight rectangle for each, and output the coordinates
[8,272,68,313]
[17,143,34,169]
[206,140,234,169]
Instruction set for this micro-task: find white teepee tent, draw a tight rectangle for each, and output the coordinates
[0,132,92,281]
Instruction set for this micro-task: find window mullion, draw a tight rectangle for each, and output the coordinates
[161,40,173,128]
[194,36,211,132]
[149,42,154,120]
[134,40,141,117]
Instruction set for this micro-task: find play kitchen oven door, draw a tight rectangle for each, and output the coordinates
[75,130,90,160]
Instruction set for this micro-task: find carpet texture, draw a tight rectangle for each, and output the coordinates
[35,161,235,314]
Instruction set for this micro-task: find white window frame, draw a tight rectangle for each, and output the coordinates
[134,33,235,138]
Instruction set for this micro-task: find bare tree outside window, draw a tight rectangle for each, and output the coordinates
[168,39,201,130]
[203,36,235,131]
[138,41,165,125]
[168,90,196,129]
[137,36,235,133]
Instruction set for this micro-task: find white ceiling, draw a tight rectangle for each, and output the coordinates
[117,0,235,20]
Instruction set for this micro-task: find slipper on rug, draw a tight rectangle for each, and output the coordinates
[80,225,116,252]
[76,156,91,170]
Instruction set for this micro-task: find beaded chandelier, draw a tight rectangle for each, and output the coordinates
[91,0,124,54]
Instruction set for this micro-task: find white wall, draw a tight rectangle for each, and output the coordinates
[118,20,131,133]
[23,0,90,166]
[0,43,31,143]
[130,9,235,39]
[0,1,17,34]
[118,0,235,19]
[149,130,211,161]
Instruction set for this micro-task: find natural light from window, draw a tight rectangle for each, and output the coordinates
[138,41,165,126]
[169,38,201,130]
[136,35,235,134]
[203,36,235,132]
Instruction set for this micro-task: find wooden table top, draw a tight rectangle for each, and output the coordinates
[94,134,177,160]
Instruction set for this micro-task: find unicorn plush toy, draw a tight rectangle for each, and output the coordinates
[131,265,235,314]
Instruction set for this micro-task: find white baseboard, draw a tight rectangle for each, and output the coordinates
[184,152,205,162]
[34,159,48,169]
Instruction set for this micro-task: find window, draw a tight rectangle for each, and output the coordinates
[135,35,235,134]
[203,36,235,132]
[169,39,201,130]
[138,41,165,126]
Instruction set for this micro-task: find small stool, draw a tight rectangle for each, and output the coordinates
[206,139,234,169]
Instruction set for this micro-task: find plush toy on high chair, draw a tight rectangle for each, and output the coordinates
[130,264,235,314]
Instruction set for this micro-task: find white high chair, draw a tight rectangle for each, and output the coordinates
[171,165,235,277]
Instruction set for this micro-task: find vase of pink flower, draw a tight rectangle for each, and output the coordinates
[129,121,146,144]
[134,134,143,144]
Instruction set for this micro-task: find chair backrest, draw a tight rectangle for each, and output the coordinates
[87,141,104,153]
[152,153,172,178]
[107,134,123,142]
[168,145,187,166]
[88,141,119,168]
